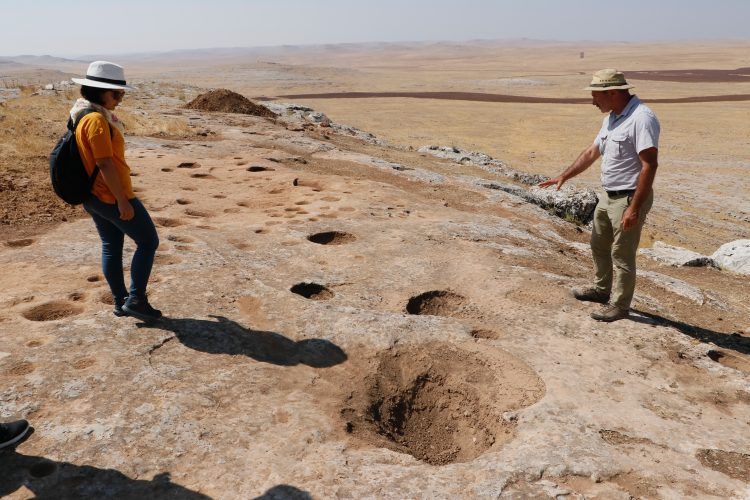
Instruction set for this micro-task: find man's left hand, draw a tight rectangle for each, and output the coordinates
[621,206,639,231]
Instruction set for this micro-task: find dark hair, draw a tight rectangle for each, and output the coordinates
[80,85,109,105]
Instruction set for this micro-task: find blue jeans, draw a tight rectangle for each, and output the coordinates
[83,197,159,301]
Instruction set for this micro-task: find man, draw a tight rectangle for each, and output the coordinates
[540,69,660,322]
[0,419,30,450]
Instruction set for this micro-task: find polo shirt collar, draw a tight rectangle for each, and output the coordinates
[612,95,640,122]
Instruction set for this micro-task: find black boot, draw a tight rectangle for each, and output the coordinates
[113,296,127,317]
[0,420,30,449]
[122,295,162,322]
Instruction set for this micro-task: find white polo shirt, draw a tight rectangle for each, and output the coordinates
[593,96,660,191]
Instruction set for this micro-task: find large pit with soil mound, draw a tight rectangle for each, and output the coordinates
[185,89,277,117]
[342,342,544,465]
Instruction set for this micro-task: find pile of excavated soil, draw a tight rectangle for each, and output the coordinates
[185,89,277,117]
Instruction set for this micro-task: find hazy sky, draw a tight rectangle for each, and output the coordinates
[1,0,748,57]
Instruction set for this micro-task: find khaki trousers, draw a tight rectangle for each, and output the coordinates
[591,190,653,309]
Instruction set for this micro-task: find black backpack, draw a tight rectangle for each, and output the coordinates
[49,109,111,205]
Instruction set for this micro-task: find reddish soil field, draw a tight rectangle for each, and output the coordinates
[270,91,750,105]
[625,67,750,83]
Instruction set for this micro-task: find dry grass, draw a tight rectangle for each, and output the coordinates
[1,95,199,163]
[0,89,194,162]
[0,86,196,240]
[0,91,74,160]
[0,91,82,238]
[116,107,194,139]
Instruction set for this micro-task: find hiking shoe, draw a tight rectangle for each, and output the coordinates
[122,295,162,322]
[113,296,127,317]
[572,287,610,304]
[0,419,30,450]
[591,304,629,322]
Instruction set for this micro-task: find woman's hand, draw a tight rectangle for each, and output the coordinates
[97,157,134,219]
[117,199,135,221]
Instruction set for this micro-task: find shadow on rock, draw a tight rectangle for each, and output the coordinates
[147,315,347,368]
[254,484,313,499]
[0,450,209,499]
[631,309,750,356]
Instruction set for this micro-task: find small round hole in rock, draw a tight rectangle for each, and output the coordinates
[470,328,500,340]
[290,282,334,300]
[307,231,356,245]
[22,301,83,321]
[5,238,34,248]
[406,290,466,317]
[30,461,57,478]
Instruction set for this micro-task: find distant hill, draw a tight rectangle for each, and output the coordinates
[80,44,388,64]
[3,39,613,70]
[0,38,640,68]
[10,55,87,64]
[78,39,578,65]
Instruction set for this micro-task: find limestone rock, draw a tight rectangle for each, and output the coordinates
[639,241,715,267]
[483,181,598,225]
[262,102,386,145]
[418,145,546,185]
[712,240,750,275]
[0,88,21,103]
[640,271,705,304]
[314,149,444,184]
[420,145,597,224]
[330,122,385,145]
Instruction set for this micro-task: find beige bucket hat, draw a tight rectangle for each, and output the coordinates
[72,61,135,90]
[584,68,634,91]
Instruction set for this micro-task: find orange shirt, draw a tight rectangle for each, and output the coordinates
[75,112,134,204]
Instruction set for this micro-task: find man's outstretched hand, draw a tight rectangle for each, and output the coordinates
[538,176,565,190]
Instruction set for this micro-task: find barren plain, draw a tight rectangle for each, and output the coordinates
[0,40,749,499]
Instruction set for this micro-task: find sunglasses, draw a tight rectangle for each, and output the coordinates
[110,89,125,99]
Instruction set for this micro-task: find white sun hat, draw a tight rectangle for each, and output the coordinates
[71,61,136,90]
[583,68,634,91]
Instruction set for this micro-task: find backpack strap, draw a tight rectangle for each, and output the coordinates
[68,108,114,138]
[68,108,114,192]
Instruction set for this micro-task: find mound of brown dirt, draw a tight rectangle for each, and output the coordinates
[185,89,276,117]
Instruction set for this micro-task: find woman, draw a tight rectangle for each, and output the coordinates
[71,61,161,322]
